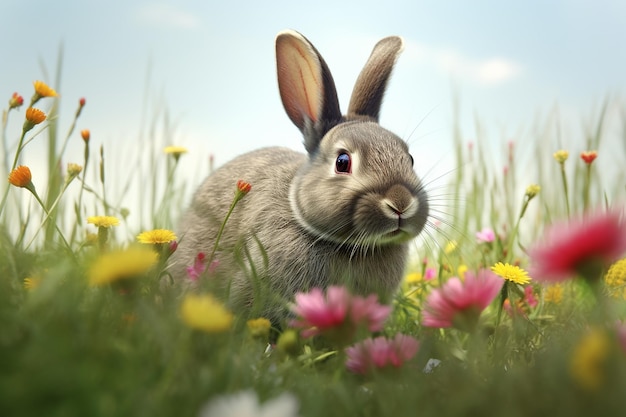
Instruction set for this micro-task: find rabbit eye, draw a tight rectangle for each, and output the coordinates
[335,153,351,174]
[409,154,414,167]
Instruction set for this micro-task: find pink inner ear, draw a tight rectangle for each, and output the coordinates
[276,35,323,129]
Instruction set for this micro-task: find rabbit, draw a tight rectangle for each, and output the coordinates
[170,30,429,318]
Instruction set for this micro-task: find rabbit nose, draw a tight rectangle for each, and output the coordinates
[382,185,418,218]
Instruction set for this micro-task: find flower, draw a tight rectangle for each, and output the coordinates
[544,284,563,304]
[524,285,538,308]
[33,80,58,99]
[9,92,23,109]
[604,258,626,299]
[457,264,468,280]
[290,286,391,339]
[405,272,422,284]
[424,268,437,280]
[89,246,159,285]
[163,146,188,156]
[199,390,301,417]
[137,229,177,244]
[87,216,120,228]
[444,240,457,254]
[570,327,611,391]
[247,318,272,339]
[528,209,626,283]
[553,149,569,164]
[580,150,598,164]
[236,179,252,195]
[66,163,83,179]
[23,277,40,290]
[8,166,33,188]
[180,293,233,333]
[422,269,504,331]
[345,333,420,374]
[525,184,541,199]
[491,262,531,285]
[186,252,206,281]
[476,227,495,243]
[23,107,46,132]
[79,97,86,107]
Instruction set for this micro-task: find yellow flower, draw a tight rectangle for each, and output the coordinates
[444,240,458,255]
[553,150,569,164]
[23,107,47,132]
[570,328,611,391]
[605,258,626,300]
[66,163,83,179]
[89,246,159,286]
[491,262,531,285]
[525,184,541,199]
[23,277,40,290]
[457,264,468,280]
[33,80,58,98]
[544,284,563,304]
[87,216,120,228]
[8,166,33,188]
[163,146,188,156]
[247,317,272,339]
[405,272,422,284]
[180,294,233,333]
[137,229,177,244]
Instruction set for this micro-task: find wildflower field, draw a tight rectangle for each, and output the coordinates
[2,80,626,417]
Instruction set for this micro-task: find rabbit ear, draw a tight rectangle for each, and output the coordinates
[348,36,403,121]
[276,30,342,153]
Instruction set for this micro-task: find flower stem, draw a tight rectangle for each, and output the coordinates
[559,163,570,217]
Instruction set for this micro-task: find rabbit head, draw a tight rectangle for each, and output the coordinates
[277,30,429,249]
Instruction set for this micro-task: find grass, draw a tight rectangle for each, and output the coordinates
[2,77,626,417]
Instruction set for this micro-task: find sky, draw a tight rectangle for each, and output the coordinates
[1,0,625,214]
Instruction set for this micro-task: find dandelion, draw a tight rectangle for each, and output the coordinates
[528,209,626,283]
[87,216,119,228]
[137,229,177,244]
[405,272,422,284]
[476,227,495,243]
[33,80,58,99]
[570,327,611,391]
[180,293,233,333]
[422,269,504,331]
[8,92,23,109]
[604,258,626,299]
[544,284,564,304]
[491,262,531,285]
[199,390,301,417]
[345,333,420,374]
[290,286,391,341]
[163,145,188,159]
[23,277,40,290]
[89,246,159,286]
[580,150,598,165]
[247,317,272,340]
[525,184,541,199]
[553,149,569,163]
[8,166,33,189]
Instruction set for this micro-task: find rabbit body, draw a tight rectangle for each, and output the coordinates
[171,30,429,317]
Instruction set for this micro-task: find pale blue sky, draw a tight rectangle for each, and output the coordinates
[1,0,625,200]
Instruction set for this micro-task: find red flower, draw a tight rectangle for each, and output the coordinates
[528,209,626,282]
[9,92,24,109]
[580,151,598,164]
[236,179,251,195]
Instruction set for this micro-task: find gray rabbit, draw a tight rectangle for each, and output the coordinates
[171,30,429,317]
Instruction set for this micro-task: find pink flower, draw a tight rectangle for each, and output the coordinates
[422,269,504,331]
[424,268,437,281]
[476,227,496,243]
[345,333,419,374]
[186,252,206,281]
[290,286,392,339]
[528,209,626,283]
[524,285,538,308]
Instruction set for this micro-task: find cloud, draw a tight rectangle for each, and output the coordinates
[405,40,522,85]
[135,3,200,30]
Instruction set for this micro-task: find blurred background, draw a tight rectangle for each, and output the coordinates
[1,0,625,231]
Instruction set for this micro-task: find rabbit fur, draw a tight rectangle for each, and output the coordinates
[170,30,429,318]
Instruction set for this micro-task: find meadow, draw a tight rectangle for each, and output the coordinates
[2,79,626,417]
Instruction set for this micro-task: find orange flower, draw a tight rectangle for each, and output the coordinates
[25,107,46,125]
[580,151,598,164]
[81,129,90,142]
[9,92,23,109]
[8,166,33,188]
[236,180,252,195]
[33,80,58,98]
